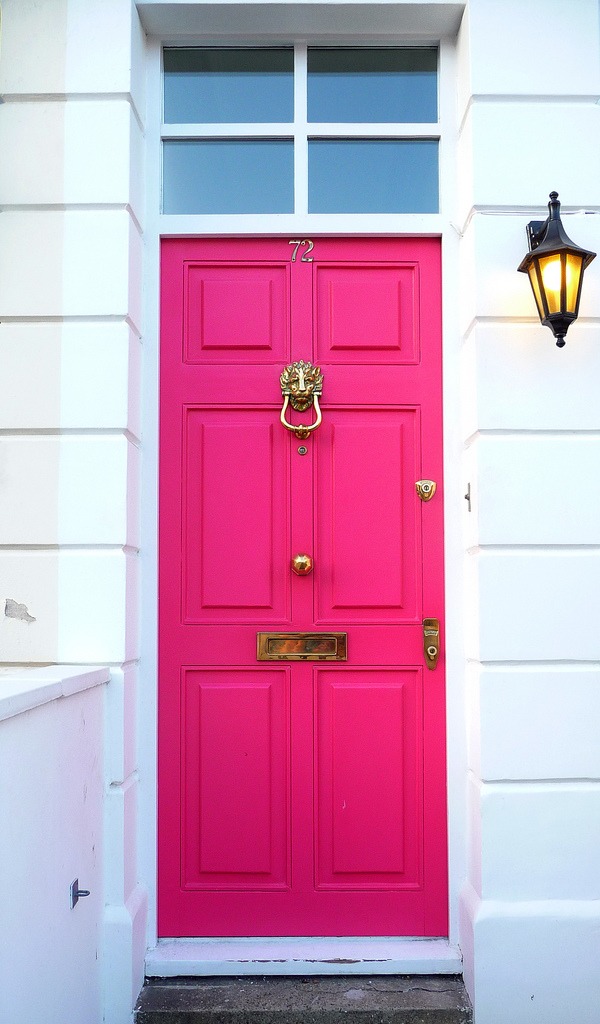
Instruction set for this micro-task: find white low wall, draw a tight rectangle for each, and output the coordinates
[0,666,108,1024]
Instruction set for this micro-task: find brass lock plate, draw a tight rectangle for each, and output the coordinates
[423,618,440,670]
[257,632,347,661]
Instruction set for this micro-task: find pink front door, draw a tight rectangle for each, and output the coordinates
[159,237,447,937]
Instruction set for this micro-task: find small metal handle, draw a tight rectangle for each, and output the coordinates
[280,393,322,440]
[423,618,440,670]
[292,553,313,575]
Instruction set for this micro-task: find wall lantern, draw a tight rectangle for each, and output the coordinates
[517,192,596,347]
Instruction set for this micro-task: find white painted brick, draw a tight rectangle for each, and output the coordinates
[66,0,146,114]
[0,435,138,546]
[0,0,69,95]
[0,550,137,663]
[0,438,59,542]
[474,435,600,545]
[69,100,134,204]
[466,0,600,98]
[462,323,600,434]
[476,667,600,781]
[0,0,144,110]
[459,213,600,334]
[480,783,600,901]
[0,322,140,436]
[61,324,142,439]
[0,211,142,328]
[59,436,140,547]
[58,550,139,663]
[477,551,600,661]
[465,894,600,1024]
[0,100,135,206]
[104,666,137,786]
[0,555,59,663]
[460,102,600,220]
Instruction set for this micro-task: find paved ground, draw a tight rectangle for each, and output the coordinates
[135,975,473,1023]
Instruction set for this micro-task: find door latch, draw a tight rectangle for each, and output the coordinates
[423,618,440,670]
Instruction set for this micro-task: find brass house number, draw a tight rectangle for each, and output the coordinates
[289,240,314,262]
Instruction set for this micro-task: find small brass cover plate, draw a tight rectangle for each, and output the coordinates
[257,632,347,661]
[416,480,436,502]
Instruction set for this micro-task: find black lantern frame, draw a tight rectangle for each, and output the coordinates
[518,192,596,348]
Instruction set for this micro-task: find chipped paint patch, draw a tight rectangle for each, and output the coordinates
[5,599,36,624]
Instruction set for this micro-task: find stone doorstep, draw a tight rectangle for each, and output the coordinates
[134,975,473,1024]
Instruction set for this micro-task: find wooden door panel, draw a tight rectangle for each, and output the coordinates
[315,668,422,890]
[315,262,418,364]
[182,667,290,890]
[315,410,419,624]
[184,261,290,363]
[183,408,290,623]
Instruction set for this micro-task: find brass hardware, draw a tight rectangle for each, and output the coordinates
[280,360,323,439]
[289,239,314,262]
[257,632,347,661]
[416,480,436,502]
[423,618,440,670]
[297,445,308,455]
[291,553,313,575]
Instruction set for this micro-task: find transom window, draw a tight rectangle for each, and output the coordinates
[162,46,439,215]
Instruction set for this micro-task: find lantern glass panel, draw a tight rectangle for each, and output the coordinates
[528,263,546,321]
[565,253,584,313]
[539,255,563,314]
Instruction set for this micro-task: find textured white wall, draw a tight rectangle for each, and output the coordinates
[0,1,147,1022]
[0,671,107,1024]
[457,1,600,1021]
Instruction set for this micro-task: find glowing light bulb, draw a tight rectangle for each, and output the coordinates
[541,259,562,294]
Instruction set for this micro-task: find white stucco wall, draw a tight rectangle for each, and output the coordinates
[457,2,600,1021]
[0,668,108,1024]
[1,1,599,1023]
[0,2,147,1022]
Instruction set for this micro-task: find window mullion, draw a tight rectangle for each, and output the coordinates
[294,44,309,216]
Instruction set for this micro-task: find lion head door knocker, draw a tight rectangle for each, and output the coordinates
[279,360,324,439]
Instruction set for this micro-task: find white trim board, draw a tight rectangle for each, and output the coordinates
[146,937,462,976]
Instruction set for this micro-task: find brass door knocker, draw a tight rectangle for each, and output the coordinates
[280,360,323,439]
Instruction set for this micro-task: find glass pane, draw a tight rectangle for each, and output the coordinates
[308,140,438,213]
[565,253,583,313]
[308,48,437,123]
[163,140,294,214]
[164,48,294,123]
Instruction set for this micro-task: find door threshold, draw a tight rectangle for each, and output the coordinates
[146,937,462,977]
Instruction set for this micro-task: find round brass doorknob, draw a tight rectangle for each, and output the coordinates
[292,553,313,575]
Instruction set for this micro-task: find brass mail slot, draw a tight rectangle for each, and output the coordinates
[257,632,347,661]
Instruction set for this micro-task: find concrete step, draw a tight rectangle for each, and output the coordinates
[134,975,472,1024]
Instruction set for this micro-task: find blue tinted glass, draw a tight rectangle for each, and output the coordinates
[164,48,294,123]
[163,140,294,214]
[308,48,437,123]
[308,140,438,213]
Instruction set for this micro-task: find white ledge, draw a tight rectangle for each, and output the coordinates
[146,937,462,977]
[0,664,110,722]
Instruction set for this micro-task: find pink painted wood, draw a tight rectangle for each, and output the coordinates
[159,237,446,938]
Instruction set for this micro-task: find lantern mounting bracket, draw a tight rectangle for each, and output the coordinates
[525,220,548,251]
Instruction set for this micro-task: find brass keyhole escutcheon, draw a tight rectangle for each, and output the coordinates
[292,554,313,576]
[416,480,436,502]
[423,618,440,670]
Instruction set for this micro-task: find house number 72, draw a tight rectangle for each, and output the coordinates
[289,240,314,262]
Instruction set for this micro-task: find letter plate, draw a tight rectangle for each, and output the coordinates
[257,632,347,661]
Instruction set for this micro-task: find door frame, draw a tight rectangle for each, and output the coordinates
[138,25,467,963]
